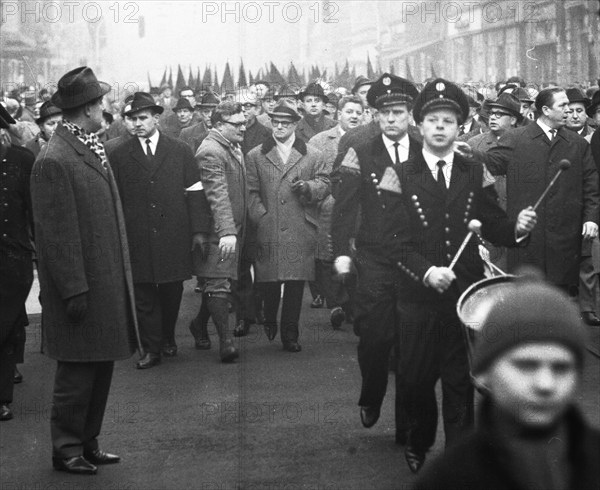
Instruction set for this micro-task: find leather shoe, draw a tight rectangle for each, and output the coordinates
[220,340,239,363]
[233,319,250,337]
[582,311,600,326]
[189,318,211,350]
[264,322,278,341]
[13,367,23,384]
[83,449,120,465]
[0,404,13,421]
[162,343,178,357]
[360,406,380,428]
[136,353,161,369]
[310,295,324,308]
[52,456,97,475]
[283,341,302,353]
[330,307,345,330]
[405,446,426,473]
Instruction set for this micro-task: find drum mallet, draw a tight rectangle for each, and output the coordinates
[532,159,571,211]
[449,219,482,270]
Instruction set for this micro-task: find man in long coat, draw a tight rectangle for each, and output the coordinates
[108,92,209,369]
[191,101,248,362]
[246,100,329,352]
[464,87,600,289]
[30,67,140,475]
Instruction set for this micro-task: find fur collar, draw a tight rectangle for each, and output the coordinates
[261,135,307,156]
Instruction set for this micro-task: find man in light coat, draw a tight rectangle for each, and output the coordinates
[246,100,329,352]
[30,67,141,475]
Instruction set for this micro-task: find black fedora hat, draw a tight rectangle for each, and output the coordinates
[0,103,16,129]
[123,92,164,117]
[352,76,373,94]
[197,91,220,108]
[486,92,523,122]
[35,101,62,124]
[269,99,301,122]
[51,66,111,109]
[566,87,590,108]
[587,90,600,118]
[298,82,329,104]
[174,98,194,112]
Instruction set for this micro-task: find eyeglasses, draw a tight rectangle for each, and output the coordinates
[222,120,246,128]
[488,111,511,118]
[272,120,293,128]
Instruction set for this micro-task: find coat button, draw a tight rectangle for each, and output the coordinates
[371,172,376,178]
[445,227,450,233]
[281,199,285,204]
[150,180,155,184]
[423,221,428,227]
[412,195,418,201]
[152,228,157,233]
[445,213,450,219]
[447,254,452,260]
[417,208,423,213]
[445,241,451,247]
[151,203,156,208]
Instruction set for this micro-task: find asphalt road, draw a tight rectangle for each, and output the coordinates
[1,280,599,490]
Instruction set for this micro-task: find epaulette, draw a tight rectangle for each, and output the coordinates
[340,147,360,174]
[377,166,402,194]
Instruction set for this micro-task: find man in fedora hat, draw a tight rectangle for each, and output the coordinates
[246,99,329,353]
[331,73,422,444]
[24,100,62,158]
[566,87,594,140]
[162,97,196,139]
[180,92,218,154]
[351,76,374,125]
[380,78,537,473]
[295,82,337,143]
[589,90,600,170]
[30,66,141,475]
[109,92,209,369]
[0,104,35,422]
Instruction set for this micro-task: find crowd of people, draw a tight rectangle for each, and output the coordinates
[1,64,600,486]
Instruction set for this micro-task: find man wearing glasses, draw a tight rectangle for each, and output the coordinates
[192,101,248,362]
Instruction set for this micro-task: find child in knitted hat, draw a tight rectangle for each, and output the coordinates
[415,277,599,490]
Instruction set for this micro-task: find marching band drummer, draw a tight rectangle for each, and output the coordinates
[378,79,537,474]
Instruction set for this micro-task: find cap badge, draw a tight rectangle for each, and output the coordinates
[383,77,391,86]
[435,82,445,92]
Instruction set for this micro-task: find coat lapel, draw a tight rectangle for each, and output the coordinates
[370,136,394,171]
[401,150,441,201]
[128,138,154,174]
[56,124,109,182]
[264,146,285,173]
[446,154,471,205]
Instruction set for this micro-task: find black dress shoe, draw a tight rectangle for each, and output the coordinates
[52,456,97,475]
[220,340,239,363]
[161,343,178,357]
[189,319,211,349]
[405,446,426,473]
[360,406,380,428]
[0,404,13,421]
[282,341,302,353]
[136,353,161,369]
[310,295,324,308]
[83,449,120,465]
[264,322,278,341]
[330,307,345,330]
[233,319,250,337]
[13,367,23,384]
[582,311,600,326]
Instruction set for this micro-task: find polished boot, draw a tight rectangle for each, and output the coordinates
[83,449,121,465]
[360,406,381,428]
[13,367,23,384]
[0,403,13,421]
[52,456,97,475]
[161,342,178,357]
[207,295,239,363]
[330,307,345,330]
[189,297,211,349]
[233,319,250,337]
[405,445,426,473]
[136,352,161,369]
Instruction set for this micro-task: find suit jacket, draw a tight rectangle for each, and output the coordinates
[109,131,210,284]
[475,122,600,286]
[331,133,422,258]
[30,123,138,361]
[180,121,209,154]
[246,137,329,281]
[381,151,518,302]
[193,130,248,280]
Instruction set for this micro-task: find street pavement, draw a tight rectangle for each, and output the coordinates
[1,279,599,490]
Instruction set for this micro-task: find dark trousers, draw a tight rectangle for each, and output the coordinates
[261,281,304,344]
[396,298,474,452]
[234,256,263,323]
[134,281,183,354]
[354,249,398,411]
[310,259,355,312]
[51,361,114,458]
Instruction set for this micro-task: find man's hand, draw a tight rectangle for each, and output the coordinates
[453,141,473,159]
[219,235,237,261]
[291,180,311,198]
[425,267,456,294]
[582,221,598,240]
[66,293,88,323]
[192,233,209,260]
[516,206,537,236]
[348,237,357,256]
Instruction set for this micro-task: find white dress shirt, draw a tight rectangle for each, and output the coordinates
[138,130,160,155]
[382,133,410,164]
[422,148,454,188]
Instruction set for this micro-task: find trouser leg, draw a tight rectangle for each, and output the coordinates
[280,281,304,344]
[133,283,162,355]
[82,362,114,452]
[158,281,183,345]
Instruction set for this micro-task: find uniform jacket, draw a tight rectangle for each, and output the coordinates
[477,123,600,286]
[295,113,337,143]
[24,133,46,159]
[381,151,518,302]
[30,123,138,361]
[180,121,209,154]
[246,136,329,281]
[592,129,600,170]
[193,130,248,280]
[414,402,600,490]
[109,131,209,284]
[331,133,422,258]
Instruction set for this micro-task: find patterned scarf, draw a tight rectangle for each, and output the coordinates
[62,120,108,170]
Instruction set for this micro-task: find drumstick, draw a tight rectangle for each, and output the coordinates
[532,159,571,211]
[449,220,482,270]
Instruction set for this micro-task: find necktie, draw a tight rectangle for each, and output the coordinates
[146,138,153,163]
[393,142,400,165]
[548,129,556,141]
[437,160,447,192]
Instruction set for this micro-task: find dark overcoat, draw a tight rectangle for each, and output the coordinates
[478,123,600,286]
[30,123,138,361]
[109,131,209,284]
[295,114,337,143]
[193,130,247,280]
[246,137,329,281]
[180,121,209,154]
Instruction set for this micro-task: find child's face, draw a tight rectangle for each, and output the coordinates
[479,343,578,428]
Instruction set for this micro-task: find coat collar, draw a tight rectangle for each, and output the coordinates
[261,135,307,156]
[260,136,307,175]
[205,129,243,163]
[54,123,109,182]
